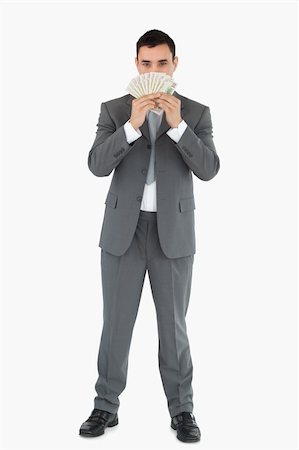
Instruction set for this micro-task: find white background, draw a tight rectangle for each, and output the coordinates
[1,1,297,449]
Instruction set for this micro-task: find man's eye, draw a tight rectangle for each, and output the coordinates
[142,62,167,65]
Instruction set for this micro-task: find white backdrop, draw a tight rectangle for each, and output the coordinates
[1,1,297,449]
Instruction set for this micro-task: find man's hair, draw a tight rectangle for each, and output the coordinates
[136,29,176,61]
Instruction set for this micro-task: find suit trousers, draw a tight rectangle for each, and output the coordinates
[94,209,195,418]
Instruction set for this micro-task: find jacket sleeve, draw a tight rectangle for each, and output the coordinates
[88,102,135,177]
[171,106,220,181]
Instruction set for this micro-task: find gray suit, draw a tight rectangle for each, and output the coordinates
[88,91,220,259]
[88,90,220,418]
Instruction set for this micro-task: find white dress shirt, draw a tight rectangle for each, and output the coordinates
[123,110,188,211]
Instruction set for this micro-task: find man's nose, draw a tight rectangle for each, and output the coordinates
[148,68,166,73]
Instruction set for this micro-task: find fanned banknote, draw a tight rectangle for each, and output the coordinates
[126,72,177,115]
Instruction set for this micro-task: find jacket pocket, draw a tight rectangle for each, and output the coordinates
[105,192,118,208]
[179,196,195,212]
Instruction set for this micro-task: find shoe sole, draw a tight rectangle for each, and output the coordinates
[171,422,201,442]
[79,417,119,437]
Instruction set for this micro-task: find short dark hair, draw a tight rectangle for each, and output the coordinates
[136,29,176,61]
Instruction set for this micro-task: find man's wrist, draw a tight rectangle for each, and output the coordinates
[129,119,138,131]
[124,120,142,143]
[171,119,183,128]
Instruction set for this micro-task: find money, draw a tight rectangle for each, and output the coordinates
[126,72,177,115]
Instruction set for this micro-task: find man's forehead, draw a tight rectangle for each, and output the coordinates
[138,46,172,60]
[138,53,171,61]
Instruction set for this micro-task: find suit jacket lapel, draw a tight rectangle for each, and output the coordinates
[125,90,185,142]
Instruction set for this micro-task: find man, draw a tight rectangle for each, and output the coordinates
[79,29,220,443]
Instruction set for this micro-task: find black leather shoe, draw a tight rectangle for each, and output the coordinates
[79,408,118,437]
[171,411,201,442]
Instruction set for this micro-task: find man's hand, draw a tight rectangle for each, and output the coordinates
[155,92,183,128]
[129,93,163,130]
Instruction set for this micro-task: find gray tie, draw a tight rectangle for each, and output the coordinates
[146,111,160,184]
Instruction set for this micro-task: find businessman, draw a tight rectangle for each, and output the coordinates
[79,29,220,443]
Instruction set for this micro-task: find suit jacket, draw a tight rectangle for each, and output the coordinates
[88,91,220,258]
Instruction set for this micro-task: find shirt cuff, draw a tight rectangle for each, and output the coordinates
[166,120,188,143]
[124,120,142,143]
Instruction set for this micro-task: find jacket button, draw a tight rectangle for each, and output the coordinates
[141,169,147,175]
[147,144,151,149]
[136,196,142,202]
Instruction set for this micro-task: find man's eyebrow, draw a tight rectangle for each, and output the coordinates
[141,59,168,63]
